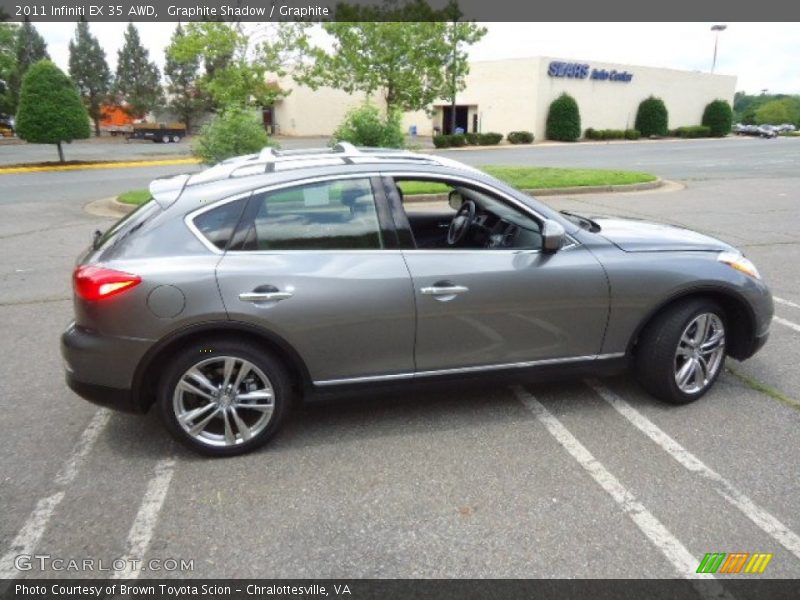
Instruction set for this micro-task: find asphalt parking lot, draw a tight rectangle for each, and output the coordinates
[0,137,798,585]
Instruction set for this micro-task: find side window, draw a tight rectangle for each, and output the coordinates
[239,178,384,251]
[395,178,543,251]
[192,197,247,250]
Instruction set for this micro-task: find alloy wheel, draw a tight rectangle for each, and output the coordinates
[173,356,275,448]
[673,313,726,394]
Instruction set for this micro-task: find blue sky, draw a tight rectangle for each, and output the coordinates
[36,22,800,95]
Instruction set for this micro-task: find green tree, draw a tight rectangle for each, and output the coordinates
[331,102,405,148]
[69,21,111,136]
[164,24,206,132]
[192,107,273,165]
[8,21,49,114]
[15,60,90,162]
[298,1,463,113]
[168,22,308,110]
[114,23,162,117]
[754,98,800,125]
[545,93,581,142]
[635,96,668,137]
[701,99,733,137]
[0,23,17,116]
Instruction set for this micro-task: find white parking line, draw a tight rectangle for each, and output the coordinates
[112,457,177,580]
[588,379,800,561]
[774,296,800,310]
[774,316,800,334]
[512,386,731,598]
[0,409,110,580]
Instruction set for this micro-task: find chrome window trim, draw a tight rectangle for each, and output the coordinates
[314,352,626,387]
[184,170,576,255]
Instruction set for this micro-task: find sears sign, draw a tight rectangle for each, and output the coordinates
[548,61,633,83]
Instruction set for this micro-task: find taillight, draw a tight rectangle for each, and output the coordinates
[73,265,142,301]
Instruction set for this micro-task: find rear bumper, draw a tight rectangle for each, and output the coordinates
[61,322,152,413]
[65,372,144,413]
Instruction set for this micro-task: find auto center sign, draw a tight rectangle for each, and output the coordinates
[548,61,633,83]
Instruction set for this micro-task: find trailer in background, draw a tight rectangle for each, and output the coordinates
[128,122,187,143]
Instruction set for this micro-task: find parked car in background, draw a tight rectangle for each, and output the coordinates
[733,124,778,138]
[62,144,773,456]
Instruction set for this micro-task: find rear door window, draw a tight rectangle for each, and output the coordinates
[192,197,248,250]
[235,178,384,251]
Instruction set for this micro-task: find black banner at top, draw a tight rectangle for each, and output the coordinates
[1,0,799,22]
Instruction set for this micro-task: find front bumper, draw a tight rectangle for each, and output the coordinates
[61,322,152,413]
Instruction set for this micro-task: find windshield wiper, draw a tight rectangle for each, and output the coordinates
[560,210,601,233]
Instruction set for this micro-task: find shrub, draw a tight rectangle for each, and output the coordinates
[465,132,480,145]
[331,102,404,149]
[192,108,273,165]
[674,125,712,138]
[478,132,503,145]
[585,128,639,141]
[635,96,669,137]
[432,134,451,148]
[449,133,467,147]
[507,130,534,144]
[702,100,733,137]
[546,93,581,141]
[15,60,90,162]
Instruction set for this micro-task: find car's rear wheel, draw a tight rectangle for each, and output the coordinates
[635,299,727,404]
[157,341,291,456]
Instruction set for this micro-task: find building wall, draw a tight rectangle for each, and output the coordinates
[532,56,737,139]
[270,57,736,140]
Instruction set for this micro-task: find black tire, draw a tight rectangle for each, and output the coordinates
[157,340,292,457]
[635,299,727,405]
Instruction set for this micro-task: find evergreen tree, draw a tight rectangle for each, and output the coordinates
[635,96,669,137]
[9,21,49,113]
[114,23,162,118]
[546,93,581,142]
[164,24,205,132]
[16,60,90,162]
[69,21,112,136]
[702,99,733,137]
[0,23,16,116]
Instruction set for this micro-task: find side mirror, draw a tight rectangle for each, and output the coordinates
[542,219,566,253]
[448,190,464,211]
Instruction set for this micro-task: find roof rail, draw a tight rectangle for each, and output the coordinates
[182,143,476,189]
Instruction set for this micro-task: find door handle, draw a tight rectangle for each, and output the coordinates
[238,291,293,303]
[420,285,469,296]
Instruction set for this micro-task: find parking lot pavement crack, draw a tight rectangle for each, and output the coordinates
[0,296,71,307]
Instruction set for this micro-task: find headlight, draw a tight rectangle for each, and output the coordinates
[718,251,761,280]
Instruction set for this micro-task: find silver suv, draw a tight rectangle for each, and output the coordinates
[62,144,773,456]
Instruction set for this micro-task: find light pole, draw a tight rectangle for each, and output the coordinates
[710,24,727,73]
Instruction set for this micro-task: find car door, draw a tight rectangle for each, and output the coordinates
[213,175,416,385]
[389,176,610,373]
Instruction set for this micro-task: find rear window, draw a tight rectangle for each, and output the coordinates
[192,198,248,250]
[94,199,161,252]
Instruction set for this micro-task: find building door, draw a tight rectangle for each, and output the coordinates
[262,108,274,134]
[442,106,470,134]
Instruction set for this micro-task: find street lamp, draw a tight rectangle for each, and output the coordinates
[710,24,727,73]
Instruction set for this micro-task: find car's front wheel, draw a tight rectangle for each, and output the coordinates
[635,299,727,404]
[158,340,291,456]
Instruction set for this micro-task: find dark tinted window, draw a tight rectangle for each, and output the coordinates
[193,198,247,250]
[240,178,383,251]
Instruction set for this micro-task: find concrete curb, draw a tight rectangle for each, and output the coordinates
[86,178,671,219]
[404,178,666,203]
[84,197,136,218]
[0,157,198,175]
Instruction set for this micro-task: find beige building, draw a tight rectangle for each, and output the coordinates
[270,56,736,140]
